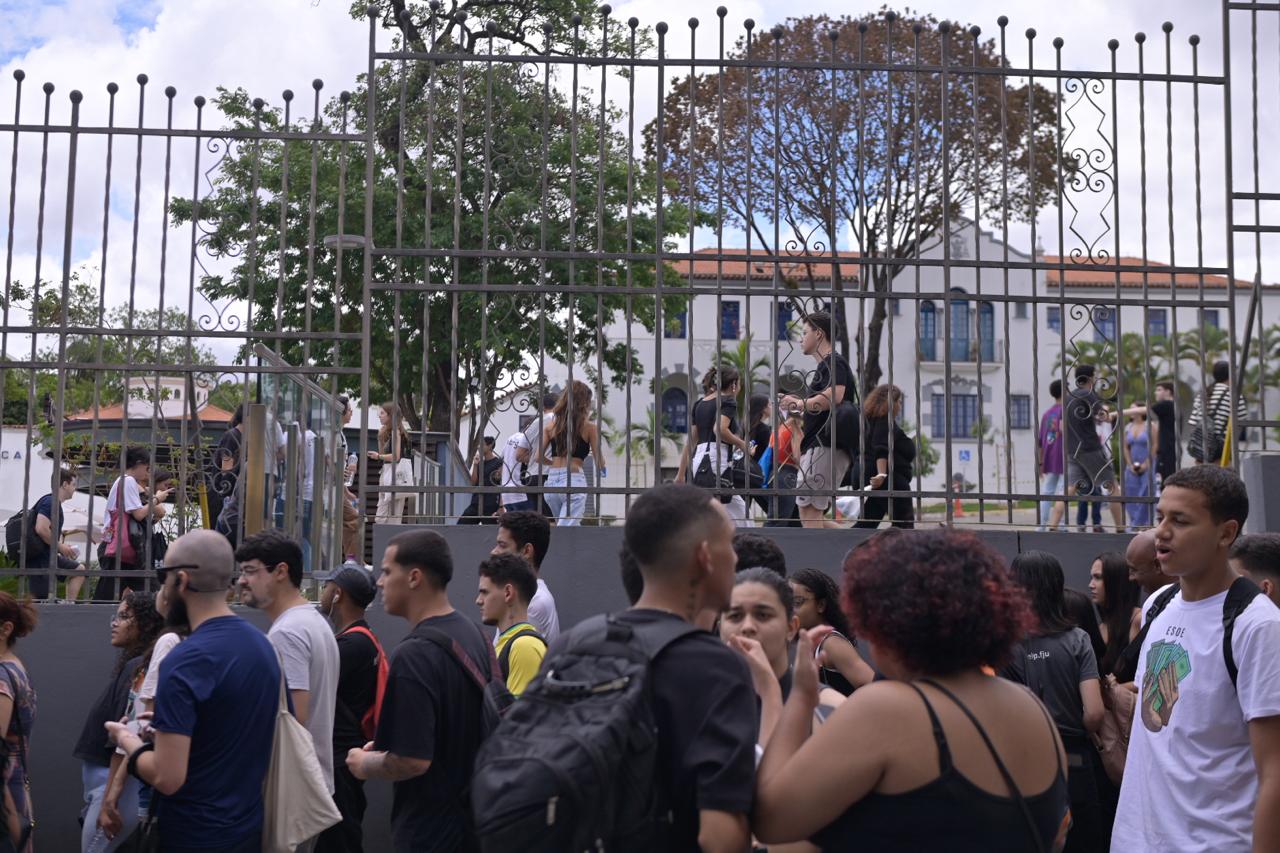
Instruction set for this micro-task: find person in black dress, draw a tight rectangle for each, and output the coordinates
[856,384,916,529]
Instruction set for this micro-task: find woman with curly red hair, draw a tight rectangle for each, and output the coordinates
[753,529,1071,852]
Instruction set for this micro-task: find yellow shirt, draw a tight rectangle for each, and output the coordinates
[495,623,547,696]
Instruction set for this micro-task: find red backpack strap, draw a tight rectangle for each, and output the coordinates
[339,625,389,736]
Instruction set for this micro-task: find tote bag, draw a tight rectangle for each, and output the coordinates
[262,653,341,852]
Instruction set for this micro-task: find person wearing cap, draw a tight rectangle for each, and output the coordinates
[317,561,384,853]
[106,530,280,851]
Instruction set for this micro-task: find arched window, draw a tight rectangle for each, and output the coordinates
[920,301,937,361]
[661,387,689,434]
[978,302,995,361]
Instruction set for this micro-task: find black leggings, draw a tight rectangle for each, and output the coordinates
[855,492,915,529]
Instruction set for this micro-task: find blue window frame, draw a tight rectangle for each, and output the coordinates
[931,393,980,439]
[920,302,937,361]
[950,299,971,361]
[1011,394,1033,430]
[1203,309,1220,329]
[661,387,689,434]
[978,302,995,361]
[721,301,740,340]
[1148,308,1168,340]
[1093,306,1117,343]
[664,310,687,339]
[776,303,793,341]
[1047,305,1062,332]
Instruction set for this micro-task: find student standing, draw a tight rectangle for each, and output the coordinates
[490,511,560,644]
[475,555,547,697]
[1037,379,1068,530]
[1111,466,1280,852]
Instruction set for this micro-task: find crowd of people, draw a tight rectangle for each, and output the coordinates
[0,462,1277,851]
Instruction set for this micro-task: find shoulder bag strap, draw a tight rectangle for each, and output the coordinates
[418,627,492,693]
[919,678,1048,853]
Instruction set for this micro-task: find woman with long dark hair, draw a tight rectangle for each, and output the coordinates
[753,530,1069,851]
[84,592,165,852]
[1002,551,1106,853]
[855,383,916,529]
[1089,552,1141,676]
[542,381,604,526]
[371,402,414,525]
[789,568,874,695]
[677,366,751,525]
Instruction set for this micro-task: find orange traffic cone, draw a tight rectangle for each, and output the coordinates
[953,497,966,517]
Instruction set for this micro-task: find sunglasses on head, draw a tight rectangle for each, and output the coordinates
[156,563,223,593]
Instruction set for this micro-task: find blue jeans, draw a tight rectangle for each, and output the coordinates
[81,761,141,853]
[1038,472,1065,529]
[544,469,586,526]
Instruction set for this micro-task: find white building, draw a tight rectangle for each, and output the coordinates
[464,227,1280,520]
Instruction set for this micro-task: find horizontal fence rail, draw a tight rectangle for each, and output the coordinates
[2,1,1279,596]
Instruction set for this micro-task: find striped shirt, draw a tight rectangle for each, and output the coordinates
[1187,383,1248,441]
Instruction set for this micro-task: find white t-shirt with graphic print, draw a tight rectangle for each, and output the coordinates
[1111,585,1280,853]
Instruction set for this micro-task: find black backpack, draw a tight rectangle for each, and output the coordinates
[497,625,547,682]
[4,510,44,562]
[470,613,701,853]
[1126,576,1262,689]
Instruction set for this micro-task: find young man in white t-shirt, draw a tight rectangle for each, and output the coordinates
[498,430,533,513]
[490,510,560,644]
[1111,465,1280,853]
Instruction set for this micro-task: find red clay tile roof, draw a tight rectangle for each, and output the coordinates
[680,248,860,283]
[1041,256,1253,290]
[66,402,235,423]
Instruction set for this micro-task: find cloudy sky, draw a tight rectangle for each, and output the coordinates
[1,0,1276,365]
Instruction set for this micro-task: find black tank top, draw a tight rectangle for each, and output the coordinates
[812,680,1069,853]
[552,429,590,460]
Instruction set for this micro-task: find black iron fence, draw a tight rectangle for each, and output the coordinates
[2,1,1279,593]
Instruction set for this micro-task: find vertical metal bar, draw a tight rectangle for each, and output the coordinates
[940,23,955,525]
[359,7,378,522]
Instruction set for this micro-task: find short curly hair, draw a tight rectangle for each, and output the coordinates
[842,529,1033,676]
[733,532,787,577]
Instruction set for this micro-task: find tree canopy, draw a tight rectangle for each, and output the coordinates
[650,9,1064,392]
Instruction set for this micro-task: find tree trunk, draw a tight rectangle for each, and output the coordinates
[859,266,892,396]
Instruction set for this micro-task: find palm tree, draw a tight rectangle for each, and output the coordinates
[609,407,683,487]
[715,335,772,411]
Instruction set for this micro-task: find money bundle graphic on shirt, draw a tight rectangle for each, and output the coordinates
[1141,639,1191,732]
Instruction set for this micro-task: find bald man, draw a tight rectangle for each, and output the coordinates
[1126,529,1173,600]
[106,530,282,852]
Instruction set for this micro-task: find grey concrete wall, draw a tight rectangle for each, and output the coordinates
[29,524,1130,851]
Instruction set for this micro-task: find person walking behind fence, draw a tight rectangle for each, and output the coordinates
[1037,379,1068,531]
[28,468,86,601]
[107,530,279,853]
[1111,466,1280,852]
[676,365,751,525]
[347,529,499,853]
[541,381,604,527]
[764,407,803,527]
[316,562,384,853]
[497,428,533,514]
[1050,365,1125,533]
[1123,407,1156,529]
[0,593,36,853]
[458,437,502,525]
[371,403,414,525]
[781,311,857,530]
[335,396,362,561]
[855,383,916,530]
[236,528,341,839]
[751,529,1070,851]
[1187,360,1248,465]
[522,393,558,518]
[746,393,773,516]
[96,447,169,601]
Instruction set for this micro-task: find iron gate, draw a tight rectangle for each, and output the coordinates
[1,0,1278,594]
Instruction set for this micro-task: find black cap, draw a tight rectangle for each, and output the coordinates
[319,562,377,608]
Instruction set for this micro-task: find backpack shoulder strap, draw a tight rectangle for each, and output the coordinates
[623,613,704,662]
[496,624,546,678]
[1145,583,1180,625]
[340,624,386,661]
[1223,575,1263,690]
[418,625,498,693]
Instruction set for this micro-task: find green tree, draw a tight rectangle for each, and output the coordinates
[715,336,771,411]
[175,4,690,452]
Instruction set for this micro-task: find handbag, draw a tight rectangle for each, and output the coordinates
[262,652,342,852]
[103,479,145,566]
[0,666,33,853]
[393,456,415,487]
[1187,389,1226,463]
[1096,678,1136,786]
[692,447,734,505]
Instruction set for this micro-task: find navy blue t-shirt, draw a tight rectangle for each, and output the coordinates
[29,495,58,555]
[152,614,280,847]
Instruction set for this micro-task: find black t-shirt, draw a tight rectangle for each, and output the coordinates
[1151,399,1177,476]
[1063,387,1105,454]
[802,353,855,452]
[333,621,379,755]
[374,610,493,853]
[73,655,142,766]
[611,609,757,851]
[750,422,771,463]
[479,457,503,514]
[997,628,1099,738]
[867,418,917,487]
[692,396,739,443]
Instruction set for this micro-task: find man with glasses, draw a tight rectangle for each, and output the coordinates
[106,530,280,853]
